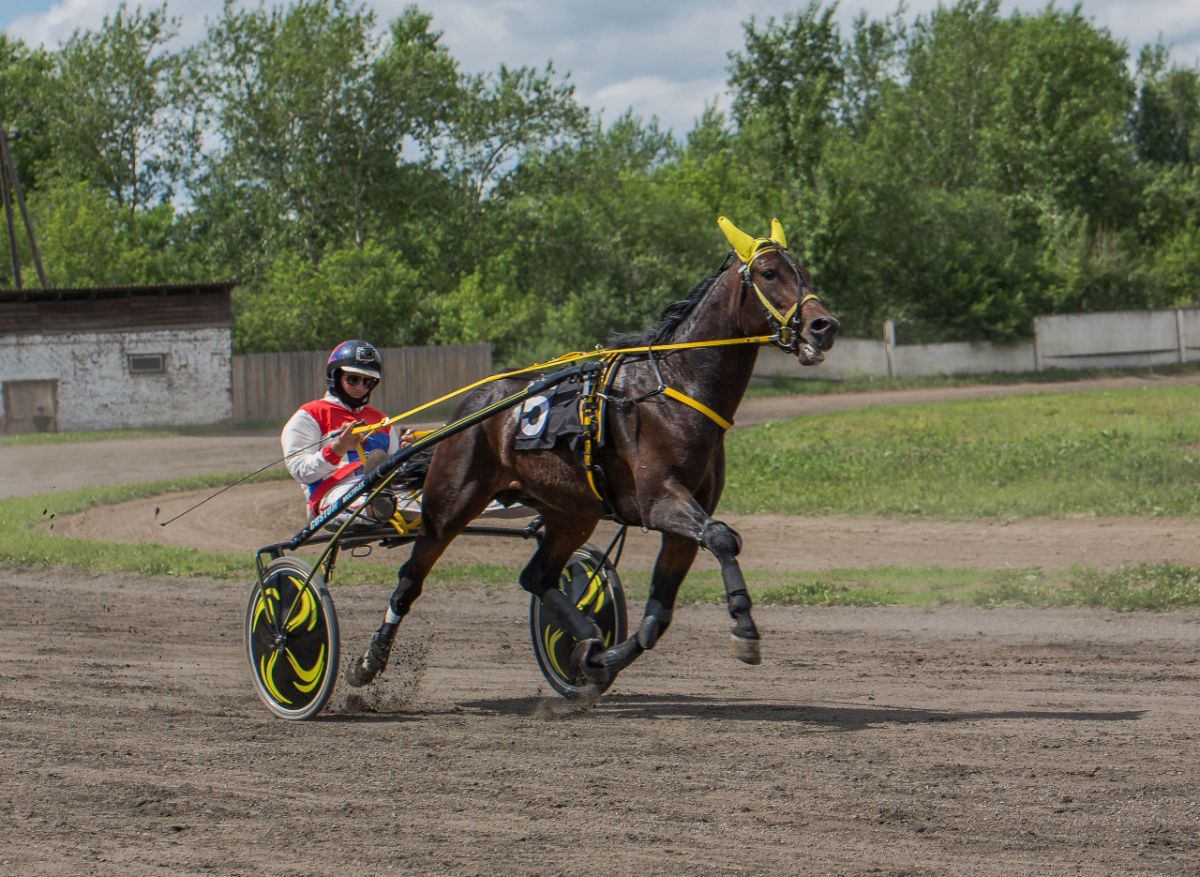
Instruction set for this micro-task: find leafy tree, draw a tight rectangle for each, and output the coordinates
[1134,43,1200,166]
[0,35,55,192]
[727,1,843,194]
[45,3,196,212]
[197,0,457,270]
[234,240,424,351]
[0,177,192,286]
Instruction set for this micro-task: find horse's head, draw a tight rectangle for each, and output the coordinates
[718,216,839,365]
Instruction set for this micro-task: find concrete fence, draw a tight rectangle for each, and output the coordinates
[753,306,1200,382]
[233,343,492,424]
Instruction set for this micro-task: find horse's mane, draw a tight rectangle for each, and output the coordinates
[607,253,734,348]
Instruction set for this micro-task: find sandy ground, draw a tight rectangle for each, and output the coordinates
[3,375,1200,875]
[1,567,1198,876]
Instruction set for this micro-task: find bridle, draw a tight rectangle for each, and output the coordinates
[737,242,822,354]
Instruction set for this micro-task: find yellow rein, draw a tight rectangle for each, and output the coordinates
[351,332,777,438]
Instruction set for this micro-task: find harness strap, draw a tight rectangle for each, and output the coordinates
[579,356,627,520]
[662,386,732,430]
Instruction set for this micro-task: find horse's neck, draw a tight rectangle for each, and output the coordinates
[665,269,760,407]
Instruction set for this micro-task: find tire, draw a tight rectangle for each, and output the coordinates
[245,556,340,720]
[529,544,627,699]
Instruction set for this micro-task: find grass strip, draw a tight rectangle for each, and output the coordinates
[3,478,1198,610]
[744,361,1200,397]
[724,383,1200,518]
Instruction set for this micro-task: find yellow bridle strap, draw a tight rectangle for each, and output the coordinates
[350,334,776,437]
[662,387,733,430]
[742,242,822,334]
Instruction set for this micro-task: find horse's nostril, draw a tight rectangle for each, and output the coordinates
[811,318,835,335]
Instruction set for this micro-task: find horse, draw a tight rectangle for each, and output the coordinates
[345,216,840,690]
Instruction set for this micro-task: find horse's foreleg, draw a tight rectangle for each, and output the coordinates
[701,519,761,665]
[644,491,761,665]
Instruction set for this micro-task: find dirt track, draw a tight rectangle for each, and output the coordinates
[3,376,1200,875]
[2,567,1198,876]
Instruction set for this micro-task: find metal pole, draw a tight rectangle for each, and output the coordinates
[0,126,46,288]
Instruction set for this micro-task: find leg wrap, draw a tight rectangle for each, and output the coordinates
[388,560,423,618]
[727,588,752,620]
[637,598,673,649]
[701,520,742,557]
[541,588,603,643]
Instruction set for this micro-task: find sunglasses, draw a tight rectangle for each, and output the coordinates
[342,373,378,388]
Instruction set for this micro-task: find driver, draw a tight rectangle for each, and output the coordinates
[281,339,411,523]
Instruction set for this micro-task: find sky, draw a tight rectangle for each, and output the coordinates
[4,0,1200,137]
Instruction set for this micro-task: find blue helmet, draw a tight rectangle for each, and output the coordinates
[325,340,381,386]
[325,340,382,405]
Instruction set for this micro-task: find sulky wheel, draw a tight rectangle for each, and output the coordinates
[245,556,339,720]
[529,544,627,699]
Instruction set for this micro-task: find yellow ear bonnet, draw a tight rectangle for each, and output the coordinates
[769,218,787,249]
[717,215,788,264]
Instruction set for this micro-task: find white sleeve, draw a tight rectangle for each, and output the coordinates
[281,408,338,485]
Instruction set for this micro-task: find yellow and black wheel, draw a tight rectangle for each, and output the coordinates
[245,557,339,720]
[529,544,627,699]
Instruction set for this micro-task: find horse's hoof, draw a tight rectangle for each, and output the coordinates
[344,659,373,688]
[730,634,762,665]
[344,629,394,687]
[571,638,611,687]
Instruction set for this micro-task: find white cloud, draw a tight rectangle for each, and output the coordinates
[5,0,119,46]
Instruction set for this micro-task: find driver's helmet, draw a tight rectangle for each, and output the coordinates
[325,340,382,388]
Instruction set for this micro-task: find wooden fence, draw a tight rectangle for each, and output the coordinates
[232,344,492,424]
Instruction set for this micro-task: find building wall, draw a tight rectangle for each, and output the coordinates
[0,327,232,429]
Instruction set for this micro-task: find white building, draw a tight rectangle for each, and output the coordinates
[0,282,235,433]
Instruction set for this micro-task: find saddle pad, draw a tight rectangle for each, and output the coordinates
[514,381,584,450]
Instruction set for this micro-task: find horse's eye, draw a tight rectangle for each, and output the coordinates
[760,268,776,280]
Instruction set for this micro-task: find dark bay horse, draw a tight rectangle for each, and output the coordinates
[346,216,839,689]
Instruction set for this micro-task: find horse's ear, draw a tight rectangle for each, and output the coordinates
[770,218,787,249]
[717,215,756,264]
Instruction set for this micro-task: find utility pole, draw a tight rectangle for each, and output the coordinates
[0,121,47,289]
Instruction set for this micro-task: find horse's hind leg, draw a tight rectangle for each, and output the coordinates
[345,490,492,687]
[518,515,609,684]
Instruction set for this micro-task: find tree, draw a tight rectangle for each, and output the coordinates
[46,3,196,212]
[197,0,458,269]
[1133,43,1200,166]
[727,1,844,194]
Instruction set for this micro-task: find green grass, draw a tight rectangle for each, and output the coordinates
[725,383,1200,519]
[634,564,1200,610]
[0,475,516,588]
[744,361,1200,397]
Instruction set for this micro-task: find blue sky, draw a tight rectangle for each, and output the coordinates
[4,0,1200,136]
